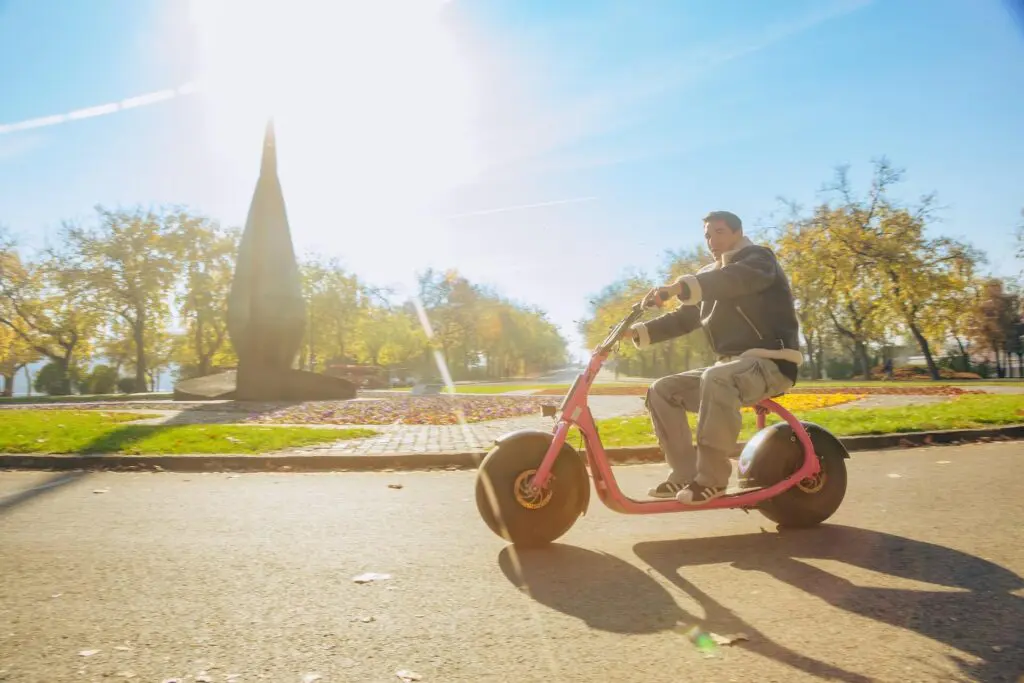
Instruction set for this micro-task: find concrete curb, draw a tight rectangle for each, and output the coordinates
[1,424,1021,473]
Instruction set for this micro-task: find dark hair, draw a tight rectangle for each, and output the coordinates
[703,211,743,233]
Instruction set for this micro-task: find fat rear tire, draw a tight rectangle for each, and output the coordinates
[758,442,848,528]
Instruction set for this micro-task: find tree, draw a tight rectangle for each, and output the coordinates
[175,213,239,378]
[0,246,101,395]
[300,256,365,371]
[0,322,39,396]
[355,306,428,368]
[771,210,834,379]
[801,204,893,380]
[820,159,980,380]
[62,207,183,392]
[415,269,481,378]
[78,364,118,395]
[969,279,1022,377]
[34,361,83,396]
[936,274,984,372]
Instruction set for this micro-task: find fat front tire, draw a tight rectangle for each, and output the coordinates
[475,436,588,547]
[758,441,848,528]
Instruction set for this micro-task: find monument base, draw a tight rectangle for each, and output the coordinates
[174,369,357,402]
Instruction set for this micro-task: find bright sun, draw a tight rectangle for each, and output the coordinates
[187,0,482,247]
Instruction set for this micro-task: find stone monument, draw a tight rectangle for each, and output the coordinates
[173,121,357,401]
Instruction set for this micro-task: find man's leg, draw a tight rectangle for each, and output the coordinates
[645,369,704,498]
[677,357,794,504]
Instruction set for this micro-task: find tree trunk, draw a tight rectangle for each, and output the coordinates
[804,333,821,380]
[133,310,148,392]
[854,341,871,381]
[907,321,941,380]
[953,336,970,372]
[2,373,13,397]
[196,314,210,377]
[58,353,73,395]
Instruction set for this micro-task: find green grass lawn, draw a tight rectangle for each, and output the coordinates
[395,378,1024,396]
[795,379,1024,388]
[0,410,375,455]
[593,394,1024,448]
[0,392,176,404]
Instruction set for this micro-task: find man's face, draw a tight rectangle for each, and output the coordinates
[704,219,741,259]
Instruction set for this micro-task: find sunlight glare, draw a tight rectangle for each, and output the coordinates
[188,0,482,228]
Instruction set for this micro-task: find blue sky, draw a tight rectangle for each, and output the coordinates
[1,0,1023,361]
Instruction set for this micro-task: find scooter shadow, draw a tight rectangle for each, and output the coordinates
[497,541,872,682]
[634,524,1024,683]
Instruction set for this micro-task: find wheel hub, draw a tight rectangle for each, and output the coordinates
[797,469,827,493]
[513,469,554,509]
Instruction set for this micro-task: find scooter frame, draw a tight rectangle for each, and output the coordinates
[528,302,821,513]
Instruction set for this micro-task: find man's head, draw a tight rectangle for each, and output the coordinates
[703,210,744,259]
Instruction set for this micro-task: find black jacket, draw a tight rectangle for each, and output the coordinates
[637,241,802,382]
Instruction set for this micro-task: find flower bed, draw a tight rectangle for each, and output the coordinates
[753,393,863,412]
[246,395,559,426]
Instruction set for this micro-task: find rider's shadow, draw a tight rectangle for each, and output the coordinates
[634,525,1024,683]
[497,542,871,682]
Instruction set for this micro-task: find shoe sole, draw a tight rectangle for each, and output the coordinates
[676,491,726,505]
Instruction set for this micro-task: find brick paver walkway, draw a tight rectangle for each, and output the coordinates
[292,395,648,454]
[95,395,649,455]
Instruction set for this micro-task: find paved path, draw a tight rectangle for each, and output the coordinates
[1,442,1021,682]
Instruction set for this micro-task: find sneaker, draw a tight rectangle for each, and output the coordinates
[648,481,686,499]
[675,482,726,505]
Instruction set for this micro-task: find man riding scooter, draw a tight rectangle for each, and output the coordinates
[630,211,803,505]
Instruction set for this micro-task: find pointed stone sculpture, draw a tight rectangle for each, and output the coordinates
[174,121,356,401]
[226,120,308,393]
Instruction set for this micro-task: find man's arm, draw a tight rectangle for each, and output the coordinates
[675,247,777,305]
[630,305,701,348]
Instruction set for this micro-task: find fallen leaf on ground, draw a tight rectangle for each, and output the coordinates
[710,632,749,646]
[114,645,132,651]
[51,593,63,599]
[93,489,110,494]
[936,460,951,464]
[303,674,323,682]
[991,645,1003,653]
[196,675,213,683]
[397,670,422,682]
[116,672,136,679]
[388,484,404,489]
[79,649,100,657]
[887,473,902,479]
[353,572,391,584]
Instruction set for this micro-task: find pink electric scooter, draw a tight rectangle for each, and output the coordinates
[475,298,850,547]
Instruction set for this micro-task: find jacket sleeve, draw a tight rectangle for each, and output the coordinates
[632,306,701,347]
[683,247,777,303]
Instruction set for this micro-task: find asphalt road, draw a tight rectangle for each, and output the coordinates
[1,442,1022,683]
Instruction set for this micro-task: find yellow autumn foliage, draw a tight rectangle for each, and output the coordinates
[743,393,864,413]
